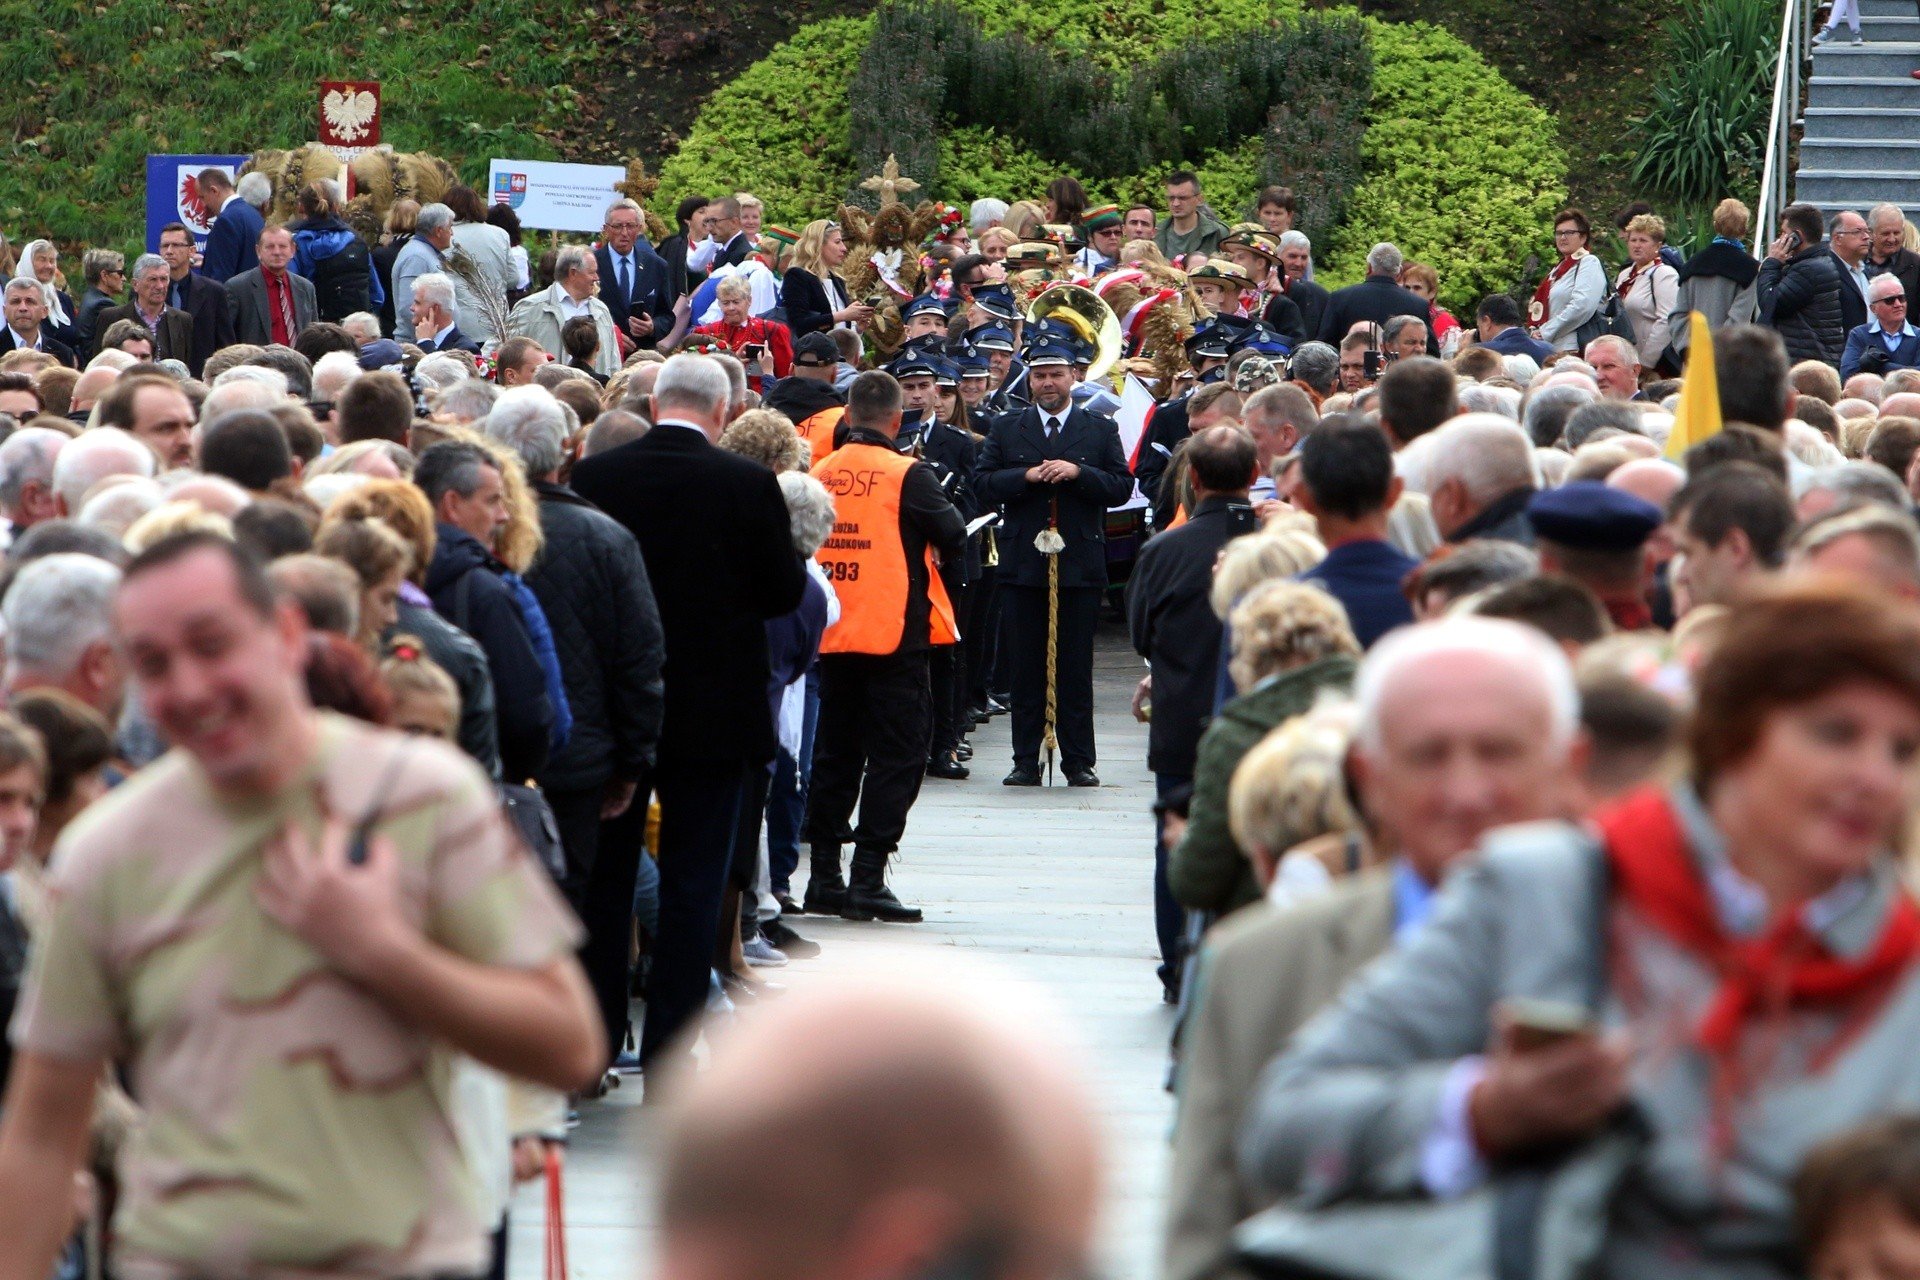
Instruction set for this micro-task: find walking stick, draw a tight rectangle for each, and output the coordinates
[1035,495,1065,787]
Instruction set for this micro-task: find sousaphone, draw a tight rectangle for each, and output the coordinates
[1025,282,1124,382]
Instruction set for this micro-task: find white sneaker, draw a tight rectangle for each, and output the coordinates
[742,935,790,968]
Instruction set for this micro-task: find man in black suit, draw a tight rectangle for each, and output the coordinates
[975,344,1133,787]
[597,199,674,352]
[1828,208,1872,337]
[0,279,76,368]
[1315,242,1439,355]
[157,222,236,377]
[92,254,194,363]
[705,197,753,270]
[569,353,807,1072]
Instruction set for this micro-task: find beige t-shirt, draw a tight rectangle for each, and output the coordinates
[11,713,582,1280]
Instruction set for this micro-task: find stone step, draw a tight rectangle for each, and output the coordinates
[1810,41,1920,75]
[1797,170,1920,211]
[1856,0,1920,18]
[1817,14,1920,38]
[1798,138,1920,176]
[1803,105,1920,138]
[1806,74,1920,108]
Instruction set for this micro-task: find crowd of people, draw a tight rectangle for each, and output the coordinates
[0,156,1914,1280]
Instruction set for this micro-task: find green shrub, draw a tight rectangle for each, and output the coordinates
[1260,18,1373,245]
[1630,0,1775,207]
[0,0,595,254]
[657,17,873,227]
[1324,21,1566,312]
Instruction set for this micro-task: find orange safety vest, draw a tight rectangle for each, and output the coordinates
[813,442,958,655]
[796,406,845,468]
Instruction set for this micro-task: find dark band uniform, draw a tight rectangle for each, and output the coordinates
[974,343,1134,783]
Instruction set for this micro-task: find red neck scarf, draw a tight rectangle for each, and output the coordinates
[1597,787,1920,1059]
[1530,250,1583,326]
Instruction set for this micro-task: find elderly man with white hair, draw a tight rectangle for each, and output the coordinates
[1583,334,1645,402]
[1315,242,1437,353]
[52,426,156,517]
[506,244,619,377]
[570,354,807,1073]
[1166,616,1583,1280]
[0,427,68,543]
[409,271,479,355]
[1521,380,1598,447]
[310,349,361,407]
[2,552,126,719]
[1423,413,1538,545]
[486,385,667,1059]
[339,311,382,346]
[1840,272,1920,381]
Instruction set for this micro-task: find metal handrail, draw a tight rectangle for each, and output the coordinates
[1755,0,1812,257]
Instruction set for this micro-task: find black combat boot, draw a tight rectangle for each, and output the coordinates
[841,848,924,923]
[802,845,847,915]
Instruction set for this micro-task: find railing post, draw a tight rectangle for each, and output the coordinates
[1755,0,1804,259]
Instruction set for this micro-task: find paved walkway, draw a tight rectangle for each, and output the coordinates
[511,623,1174,1280]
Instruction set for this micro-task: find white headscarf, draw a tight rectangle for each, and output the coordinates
[13,240,68,328]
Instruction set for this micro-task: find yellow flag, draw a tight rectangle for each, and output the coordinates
[1663,311,1721,460]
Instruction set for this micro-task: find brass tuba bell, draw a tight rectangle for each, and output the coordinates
[1025,282,1124,383]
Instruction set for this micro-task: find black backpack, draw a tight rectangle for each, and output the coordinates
[310,237,374,322]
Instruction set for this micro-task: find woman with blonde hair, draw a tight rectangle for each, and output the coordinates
[1004,200,1045,240]
[1171,579,1361,918]
[978,226,1019,263]
[1617,212,1679,372]
[718,408,809,473]
[781,219,870,336]
[374,198,421,335]
[1671,198,1759,362]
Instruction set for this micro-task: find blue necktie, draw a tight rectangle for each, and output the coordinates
[619,255,632,303]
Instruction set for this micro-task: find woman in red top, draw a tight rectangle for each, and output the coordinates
[1398,261,1461,355]
[693,274,792,391]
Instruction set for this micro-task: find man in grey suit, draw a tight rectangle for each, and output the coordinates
[225,226,318,347]
[1163,616,1583,1280]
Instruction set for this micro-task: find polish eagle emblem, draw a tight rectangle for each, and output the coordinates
[322,88,379,143]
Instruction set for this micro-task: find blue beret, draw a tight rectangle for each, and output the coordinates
[1526,481,1662,551]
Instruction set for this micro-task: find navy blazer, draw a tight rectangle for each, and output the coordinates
[417,324,482,355]
[202,198,264,283]
[595,243,673,348]
[781,268,848,337]
[1841,324,1920,381]
[1480,325,1555,363]
[974,404,1134,590]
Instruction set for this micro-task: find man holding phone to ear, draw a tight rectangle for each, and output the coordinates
[1756,202,1849,367]
[0,532,603,1280]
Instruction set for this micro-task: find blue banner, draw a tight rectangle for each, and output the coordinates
[144,154,249,253]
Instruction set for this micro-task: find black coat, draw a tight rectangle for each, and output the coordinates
[0,328,75,368]
[168,270,237,377]
[1829,248,1869,337]
[372,233,411,336]
[1260,291,1307,347]
[1127,496,1259,775]
[1869,248,1920,314]
[73,287,119,356]
[1758,244,1847,366]
[595,243,674,349]
[1315,274,1440,354]
[659,232,704,303]
[1285,277,1331,340]
[527,481,666,792]
[395,599,501,779]
[762,374,844,424]
[424,524,557,782]
[974,403,1134,590]
[570,424,808,764]
[781,268,847,337]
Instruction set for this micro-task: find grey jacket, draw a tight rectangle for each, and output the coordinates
[1238,789,1920,1280]
[1669,275,1757,356]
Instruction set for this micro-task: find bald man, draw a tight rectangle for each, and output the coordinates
[657,975,1102,1280]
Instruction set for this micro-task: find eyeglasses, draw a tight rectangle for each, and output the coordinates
[1553,229,1585,239]
[1876,295,1908,305]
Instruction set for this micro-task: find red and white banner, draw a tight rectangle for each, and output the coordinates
[1111,372,1156,512]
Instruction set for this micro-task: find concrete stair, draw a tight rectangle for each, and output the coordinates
[1796,0,1920,219]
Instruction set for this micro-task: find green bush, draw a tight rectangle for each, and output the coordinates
[668,5,1566,314]
[657,17,873,226]
[1630,0,1775,207]
[0,0,596,254]
[1324,21,1566,311]
[1260,19,1373,245]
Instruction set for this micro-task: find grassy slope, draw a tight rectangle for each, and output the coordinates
[1349,0,1664,220]
[0,0,605,253]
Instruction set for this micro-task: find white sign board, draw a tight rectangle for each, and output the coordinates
[487,159,626,233]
